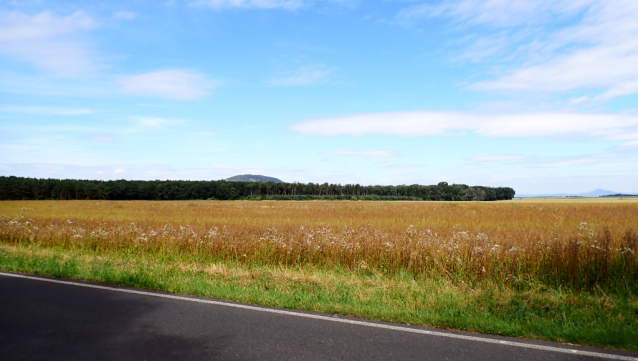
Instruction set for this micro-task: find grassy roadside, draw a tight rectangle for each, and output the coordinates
[1,243,636,351]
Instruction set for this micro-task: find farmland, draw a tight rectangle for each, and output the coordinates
[1,199,637,350]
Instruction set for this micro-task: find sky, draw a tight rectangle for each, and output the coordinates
[1,0,638,194]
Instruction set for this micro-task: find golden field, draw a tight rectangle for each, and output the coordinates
[1,199,637,289]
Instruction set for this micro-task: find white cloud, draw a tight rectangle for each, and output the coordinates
[402,1,638,100]
[467,152,636,170]
[615,139,638,149]
[132,116,185,128]
[82,133,117,143]
[113,11,136,20]
[191,0,352,10]
[0,11,98,76]
[321,149,397,158]
[118,69,218,100]
[0,10,96,41]
[473,36,638,97]
[467,154,529,163]
[192,0,306,10]
[291,111,638,142]
[114,168,126,174]
[0,105,93,115]
[270,65,332,86]
[399,0,594,27]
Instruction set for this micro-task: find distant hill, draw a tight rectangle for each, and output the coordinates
[517,189,618,198]
[581,189,618,197]
[225,174,283,183]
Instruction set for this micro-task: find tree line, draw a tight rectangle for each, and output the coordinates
[0,176,515,201]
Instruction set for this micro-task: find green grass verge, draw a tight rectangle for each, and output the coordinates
[1,243,637,351]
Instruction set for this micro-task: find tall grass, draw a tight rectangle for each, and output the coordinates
[1,200,636,291]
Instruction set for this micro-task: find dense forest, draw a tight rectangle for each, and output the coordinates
[0,176,515,201]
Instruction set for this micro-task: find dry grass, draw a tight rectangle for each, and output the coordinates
[1,200,637,290]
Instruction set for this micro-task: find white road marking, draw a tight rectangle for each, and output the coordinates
[1,271,636,360]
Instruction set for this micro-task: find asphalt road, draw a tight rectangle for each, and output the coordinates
[1,272,637,361]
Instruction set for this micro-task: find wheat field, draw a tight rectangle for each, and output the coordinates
[1,199,636,290]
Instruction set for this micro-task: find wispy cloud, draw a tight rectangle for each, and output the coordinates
[191,0,354,11]
[270,65,332,86]
[191,0,308,10]
[467,152,636,170]
[113,11,136,20]
[0,10,99,77]
[321,149,397,158]
[616,139,638,149]
[118,69,219,100]
[291,111,638,145]
[82,133,117,143]
[0,105,93,116]
[398,0,594,27]
[400,1,638,101]
[466,154,530,164]
[131,116,185,129]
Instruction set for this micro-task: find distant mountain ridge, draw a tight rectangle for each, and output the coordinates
[225,174,283,183]
[517,189,619,198]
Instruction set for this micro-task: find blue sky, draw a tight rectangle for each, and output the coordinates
[1,0,637,194]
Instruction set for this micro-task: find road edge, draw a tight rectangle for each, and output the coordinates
[1,270,636,361]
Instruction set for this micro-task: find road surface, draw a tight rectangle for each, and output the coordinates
[1,272,636,361]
